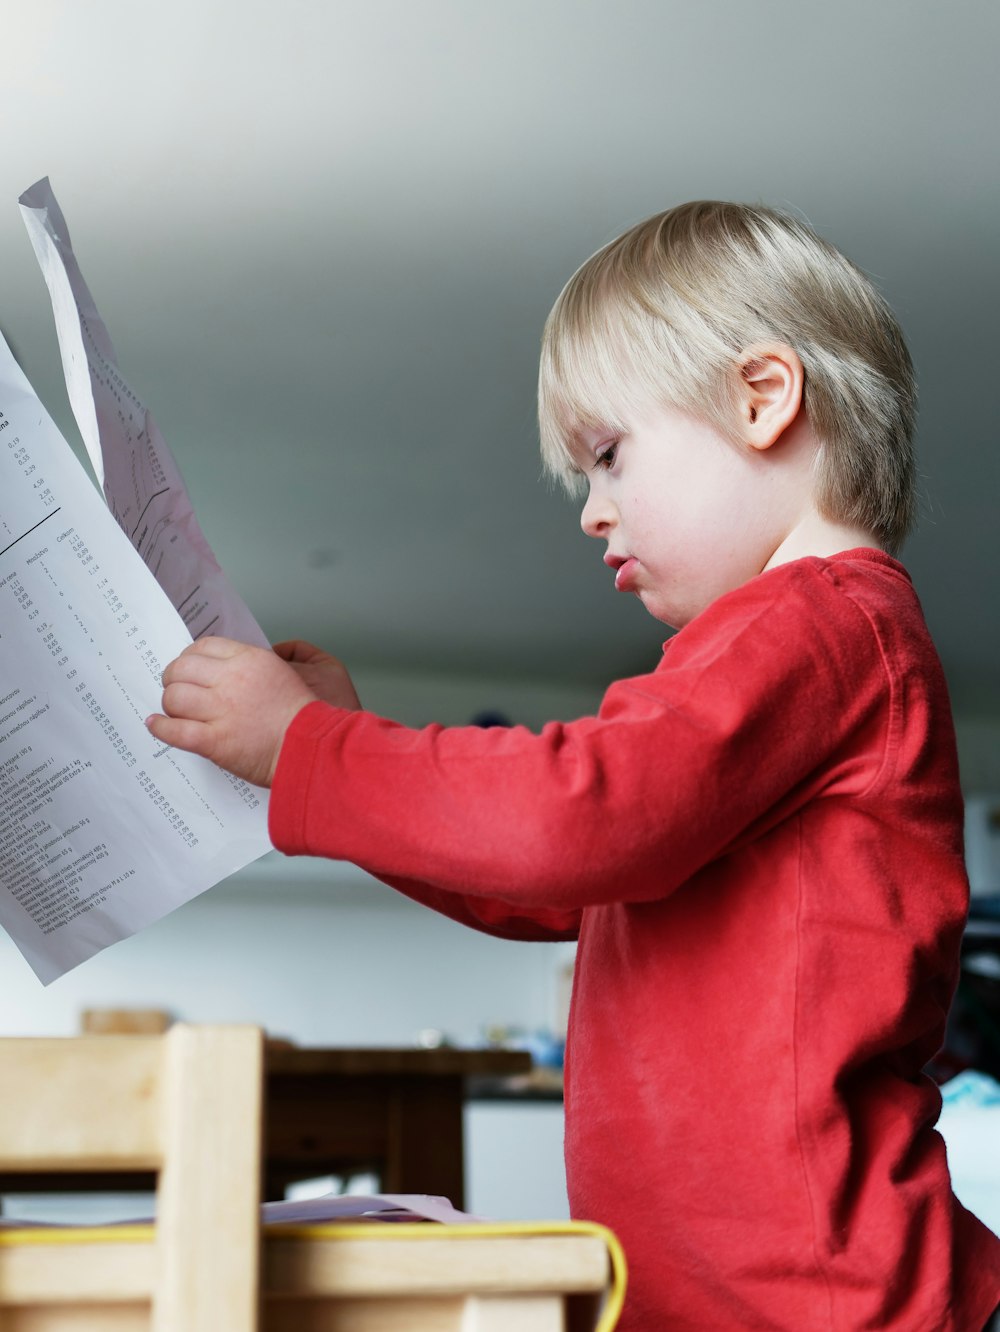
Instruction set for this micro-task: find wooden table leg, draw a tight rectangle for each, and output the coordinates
[385,1075,464,1206]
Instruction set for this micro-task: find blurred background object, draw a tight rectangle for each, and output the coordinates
[80,1008,172,1035]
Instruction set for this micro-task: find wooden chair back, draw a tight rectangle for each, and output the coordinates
[0,1024,264,1332]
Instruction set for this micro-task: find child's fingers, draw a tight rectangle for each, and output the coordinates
[144,711,210,757]
[161,680,216,723]
[272,639,326,664]
[161,654,219,690]
[162,637,252,688]
[159,638,247,688]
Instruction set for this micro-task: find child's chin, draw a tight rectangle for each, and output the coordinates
[643,597,684,632]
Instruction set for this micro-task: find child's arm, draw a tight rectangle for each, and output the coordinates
[147,636,582,941]
[365,868,582,943]
[151,561,891,923]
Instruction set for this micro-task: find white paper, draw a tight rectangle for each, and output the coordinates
[0,1194,481,1229]
[260,1194,483,1225]
[0,334,271,984]
[18,177,266,648]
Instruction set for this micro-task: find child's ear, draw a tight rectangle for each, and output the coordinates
[739,344,805,451]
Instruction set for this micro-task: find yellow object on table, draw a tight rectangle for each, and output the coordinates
[0,1218,625,1330]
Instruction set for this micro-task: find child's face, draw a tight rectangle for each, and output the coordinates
[574,399,794,630]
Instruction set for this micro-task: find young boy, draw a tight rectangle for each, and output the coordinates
[147,202,1000,1330]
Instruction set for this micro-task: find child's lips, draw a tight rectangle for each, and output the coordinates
[615,558,639,592]
[605,554,638,592]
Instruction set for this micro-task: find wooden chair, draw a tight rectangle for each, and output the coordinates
[0,1024,264,1332]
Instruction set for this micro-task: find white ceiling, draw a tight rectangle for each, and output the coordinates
[2,0,998,712]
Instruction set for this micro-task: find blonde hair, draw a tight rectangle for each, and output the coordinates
[538,202,916,554]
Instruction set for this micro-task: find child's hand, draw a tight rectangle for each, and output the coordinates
[145,637,319,787]
[272,640,362,710]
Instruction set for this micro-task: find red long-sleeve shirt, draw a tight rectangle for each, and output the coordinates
[270,549,1000,1330]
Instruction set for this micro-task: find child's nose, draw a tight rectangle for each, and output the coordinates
[580,488,616,539]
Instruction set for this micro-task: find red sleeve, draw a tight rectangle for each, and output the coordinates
[269,557,900,923]
[350,870,582,942]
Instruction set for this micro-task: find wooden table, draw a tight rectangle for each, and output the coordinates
[0,1047,532,1211]
[263,1046,531,1207]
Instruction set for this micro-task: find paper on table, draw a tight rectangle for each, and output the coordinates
[18,177,266,648]
[0,333,271,984]
[0,1194,481,1229]
[261,1194,485,1225]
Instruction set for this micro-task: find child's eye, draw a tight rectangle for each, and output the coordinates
[594,440,619,470]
